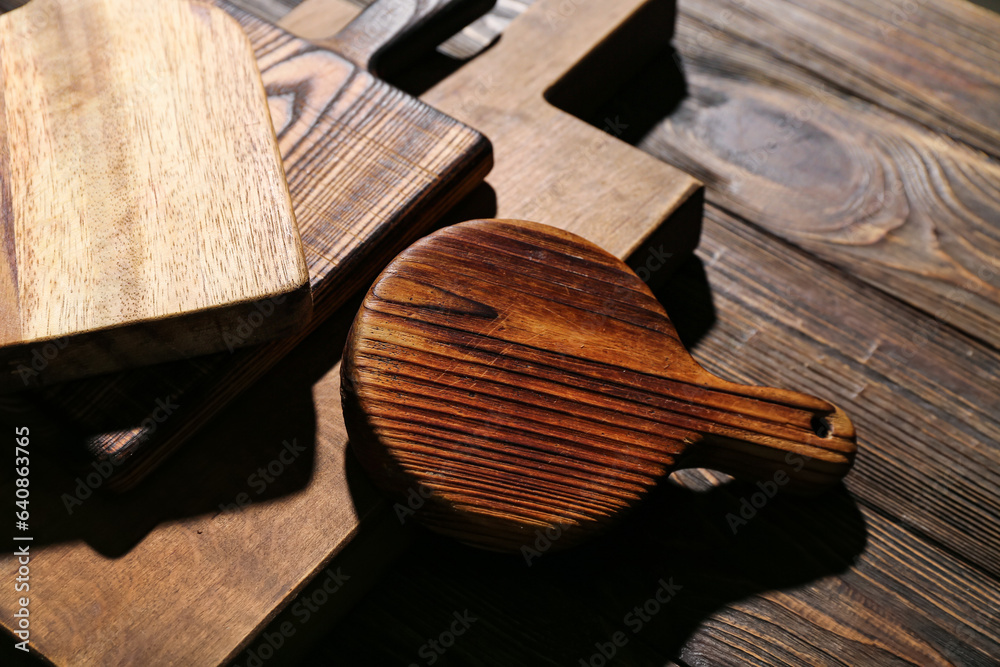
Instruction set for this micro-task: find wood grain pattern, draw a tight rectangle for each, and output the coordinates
[342,219,856,552]
[8,0,999,664]
[672,0,1000,161]
[0,0,311,389]
[21,0,491,491]
[282,0,704,263]
[633,0,1000,350]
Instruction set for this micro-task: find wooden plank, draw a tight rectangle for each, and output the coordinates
[19,0,491,492]
[282,0,705,264]
[0,0,310,388]
[674,0,1000,161]
[680,206,1000,577]
[626,0,1000,350]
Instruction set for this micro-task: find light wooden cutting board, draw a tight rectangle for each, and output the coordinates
[0,0,311,389]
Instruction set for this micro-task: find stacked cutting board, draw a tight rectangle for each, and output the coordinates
[0,0,705,664]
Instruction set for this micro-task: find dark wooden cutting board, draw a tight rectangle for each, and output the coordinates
[9,0,492,491]
[342,218,856,552]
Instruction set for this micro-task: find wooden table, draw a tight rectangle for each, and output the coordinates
[257,0,1000,665]
[6,0,999,664]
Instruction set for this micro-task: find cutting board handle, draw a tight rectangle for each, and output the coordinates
[324,0,495,75]
[669,376,857,495]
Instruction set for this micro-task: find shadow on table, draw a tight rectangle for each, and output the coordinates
[0,320,327,557]
[317,459,866,666]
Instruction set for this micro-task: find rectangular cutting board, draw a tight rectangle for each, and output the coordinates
[0,0,312,388]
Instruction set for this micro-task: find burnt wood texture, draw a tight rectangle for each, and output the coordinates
[15,0,492,491]
[342,219,857,551]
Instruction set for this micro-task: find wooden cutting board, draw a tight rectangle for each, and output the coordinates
[342,218,856,552]
[0,0,311,389]
[14,0,493,492]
